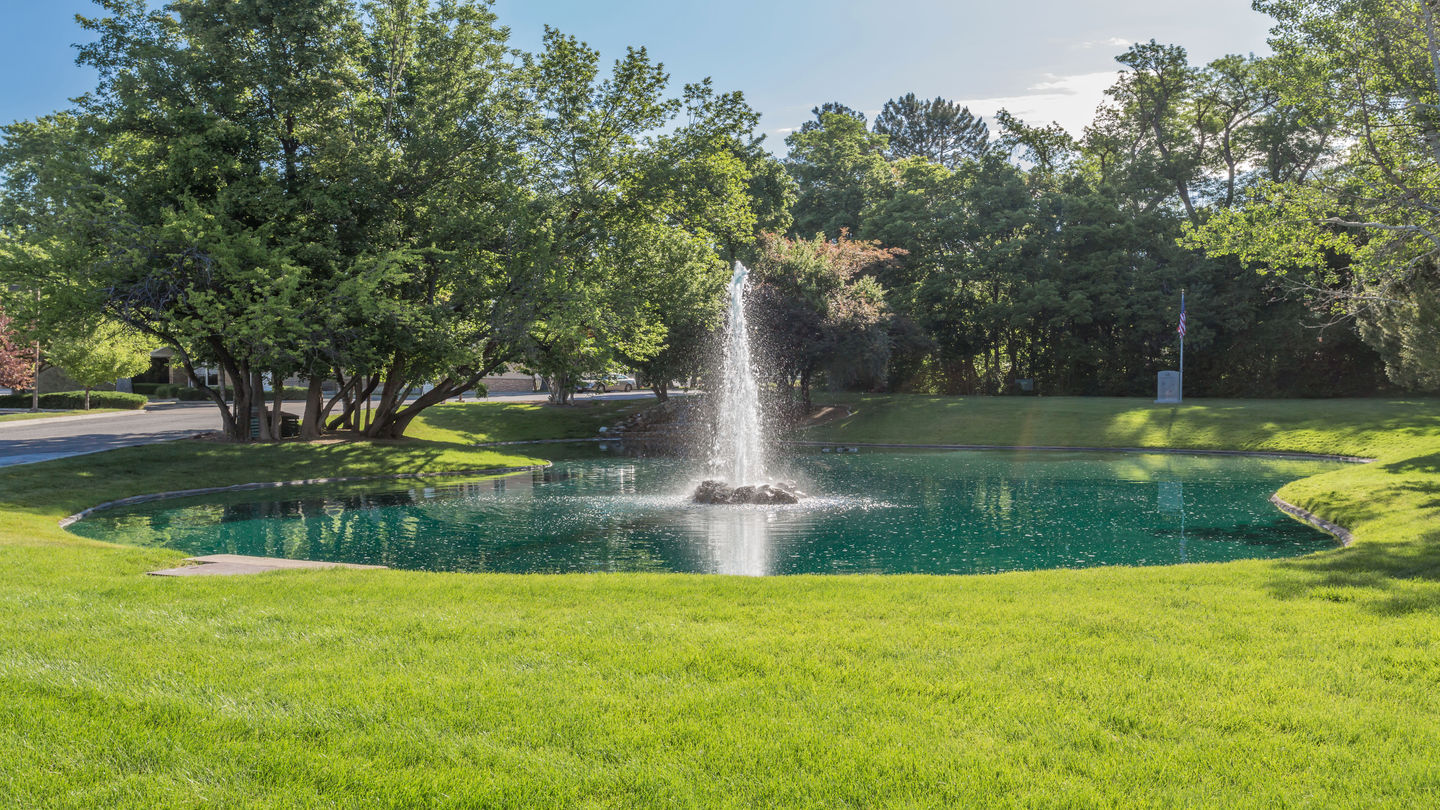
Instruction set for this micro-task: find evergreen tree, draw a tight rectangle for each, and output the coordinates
[873,93,989,167]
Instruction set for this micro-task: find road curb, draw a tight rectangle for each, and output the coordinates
[0,408,150,430]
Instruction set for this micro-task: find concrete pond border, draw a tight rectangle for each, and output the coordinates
[1268,494,1356,546]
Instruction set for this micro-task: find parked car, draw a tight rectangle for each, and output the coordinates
[575,375,637,394]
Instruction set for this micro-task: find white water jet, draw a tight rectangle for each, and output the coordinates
[710,262,768,485]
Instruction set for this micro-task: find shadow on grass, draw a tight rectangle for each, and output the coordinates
[416,400,643,444]
[1271,464,1440,619]
[1271,535,1440,617]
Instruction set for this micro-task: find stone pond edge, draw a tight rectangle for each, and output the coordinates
[1268,494,1356,547]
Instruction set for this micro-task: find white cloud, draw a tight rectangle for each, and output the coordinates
[1080,36,1133,50]
[956,71,1120,135]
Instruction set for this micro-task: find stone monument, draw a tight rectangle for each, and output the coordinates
[1155,370,1181,404]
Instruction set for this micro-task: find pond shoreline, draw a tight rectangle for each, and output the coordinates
[58,463,551,528]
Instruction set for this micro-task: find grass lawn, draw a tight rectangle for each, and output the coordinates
[0,408,123,424]
[2,396,1439,806]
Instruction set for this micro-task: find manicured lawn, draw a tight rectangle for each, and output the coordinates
[803,393,1440,457]
[0,408,122,423]
[1,397,1439,806]
[405,398,650,445]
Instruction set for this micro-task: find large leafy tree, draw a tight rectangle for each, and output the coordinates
[1185,0,1440,388]
[1,0,770,438]
[873,93,989,168]
[0,0,371,440]
[784,112,892,239]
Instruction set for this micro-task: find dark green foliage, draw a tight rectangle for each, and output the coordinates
[873,93,989,167]
[784,112,891,240]
[797,101,867,134]
[0,390,146,409]
[776,36,1397,398]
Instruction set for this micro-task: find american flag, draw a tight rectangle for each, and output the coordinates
[1177,296,1187,338]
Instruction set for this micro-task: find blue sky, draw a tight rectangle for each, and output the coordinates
[3,0,1276,148]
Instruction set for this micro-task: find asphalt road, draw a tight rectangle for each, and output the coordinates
[0,390,667,468]
[0,403,224,468]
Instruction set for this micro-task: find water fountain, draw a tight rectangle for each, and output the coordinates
[692,262,806,505]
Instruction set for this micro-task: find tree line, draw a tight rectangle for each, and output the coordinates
[2,0,1435,443]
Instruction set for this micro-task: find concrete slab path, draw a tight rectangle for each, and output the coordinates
[149,554,386,576]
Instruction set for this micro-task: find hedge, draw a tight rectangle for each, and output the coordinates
[0,391,148,410]
[172,386,312,402]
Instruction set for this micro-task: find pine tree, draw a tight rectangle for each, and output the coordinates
[873,93,989,168]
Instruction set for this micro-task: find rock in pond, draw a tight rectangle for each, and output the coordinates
[692,479,805,505]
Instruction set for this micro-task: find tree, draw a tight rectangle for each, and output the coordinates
[784,112,892,239]
[873,93,989,167]
[750,233,901,410]
[46,321,153,408]
[0,309,33,391]
[797,101,867,134]
[994,109,1078,178]
[1184,0,1440,387]
[1,1,764,438]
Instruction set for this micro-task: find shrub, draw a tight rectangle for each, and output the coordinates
[0,391,147,410]
[172,386,311,402]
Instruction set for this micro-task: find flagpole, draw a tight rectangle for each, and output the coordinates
[1178,290,1185,402]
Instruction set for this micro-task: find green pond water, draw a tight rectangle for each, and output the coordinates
[67,449,1341,575]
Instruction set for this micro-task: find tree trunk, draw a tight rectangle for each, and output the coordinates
[84,387,91,410]
[252,370,274,442]
[271,372,284,440]
[300,375,325,440]
[547,373,573,405]
[30,339,39,413]
[651,382,669,401]
[366,371,486,439]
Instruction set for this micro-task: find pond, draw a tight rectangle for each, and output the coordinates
[67,449,1341,576]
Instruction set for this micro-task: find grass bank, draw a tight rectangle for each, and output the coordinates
[2,397,1439,806]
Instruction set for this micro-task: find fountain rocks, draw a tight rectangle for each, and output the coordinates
[692,480,805,505]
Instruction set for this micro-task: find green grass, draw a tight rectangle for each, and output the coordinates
[2,396,1440,807]
[0,408,123,423]
[804,393,1440,457]
[405,399,649,445]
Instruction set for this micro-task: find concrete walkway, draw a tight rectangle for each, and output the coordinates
[149,554,386,576]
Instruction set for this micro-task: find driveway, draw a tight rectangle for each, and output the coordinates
[0,390,670,468]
